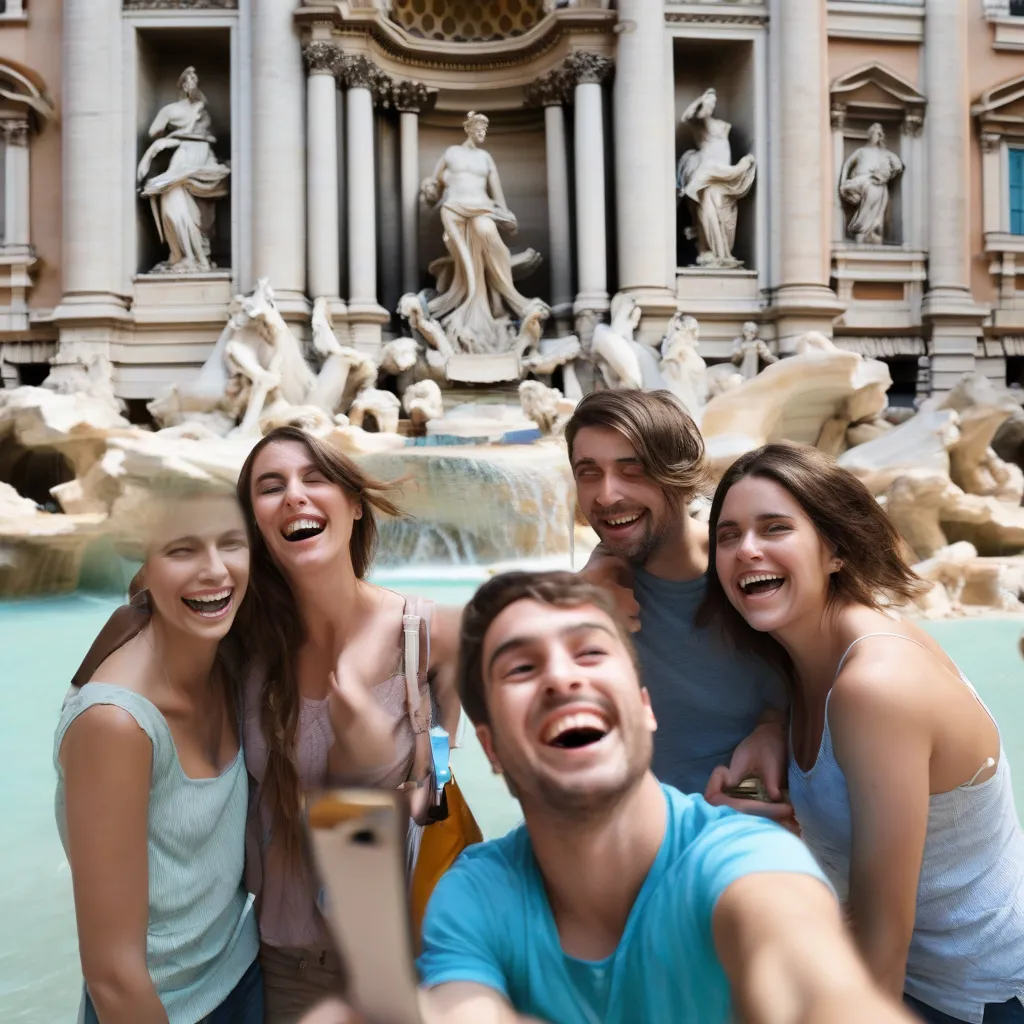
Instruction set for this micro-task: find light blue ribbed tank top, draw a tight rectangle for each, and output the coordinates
[788,634,1024,1023]
[54,683,259,1024]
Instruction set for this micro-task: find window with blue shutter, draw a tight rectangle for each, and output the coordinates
[1011,149,1024,235]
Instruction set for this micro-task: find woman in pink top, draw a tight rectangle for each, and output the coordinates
[235,425,462,1023]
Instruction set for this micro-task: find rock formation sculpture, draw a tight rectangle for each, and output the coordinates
[518,380,576,437]
[420,111,546,353]
[402,380,444,429]
[137,67,230,273]
[677,88,756,269]
[348,388,402,434]
[838,123,904,246]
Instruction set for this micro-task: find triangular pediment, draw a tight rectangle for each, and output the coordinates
[831,63,926,119]
[973,74,1024,134]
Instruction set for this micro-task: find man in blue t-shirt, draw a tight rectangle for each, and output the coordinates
[566,389,789,813]
[417,571,913,1024]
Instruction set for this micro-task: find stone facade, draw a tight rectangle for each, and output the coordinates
[4,0,1024,403]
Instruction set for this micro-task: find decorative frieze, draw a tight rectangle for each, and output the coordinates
[303,40,343,76]
[562,51,614,87]
[122,0,238,9]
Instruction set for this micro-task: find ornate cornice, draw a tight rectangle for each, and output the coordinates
[2,120,29,147]
[562,51,613,87]
[392,80,431,112]
[664,11,767,26]
[525,68,571,107]
[303,40,343,76]
[123,0,237,9]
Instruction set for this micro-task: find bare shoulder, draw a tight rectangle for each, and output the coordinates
[60,702,153,765]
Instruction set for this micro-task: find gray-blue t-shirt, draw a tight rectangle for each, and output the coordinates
[632,568,786,794]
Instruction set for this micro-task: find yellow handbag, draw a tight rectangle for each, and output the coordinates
[402,604,483,950]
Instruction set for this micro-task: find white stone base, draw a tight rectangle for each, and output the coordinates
[832,244,927,331]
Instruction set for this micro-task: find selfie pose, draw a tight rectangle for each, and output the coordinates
[417,570,914,1024]
[54,488,261,1024]
[236,425,464,1023]
[703,443,1024,1023]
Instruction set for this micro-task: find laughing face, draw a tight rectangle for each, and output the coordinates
[249,440,361,578]
[144,494,249,641]
[714,475,836,635]
[476,599,657,818]
[571,426,680,567]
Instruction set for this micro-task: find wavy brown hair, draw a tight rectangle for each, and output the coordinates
[235,425,407,856]
[697,442,926,686]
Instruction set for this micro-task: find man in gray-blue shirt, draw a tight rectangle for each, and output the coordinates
[566,388,789,819]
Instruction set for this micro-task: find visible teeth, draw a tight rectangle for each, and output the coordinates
[184,589,231,603]
[284,518,324,536]
[541,711,609,745]
[606,513,640,527]
[739,572,785,590]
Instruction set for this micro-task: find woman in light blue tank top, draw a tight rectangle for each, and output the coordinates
[54,490,261,1024]
[702,443,1024,1024]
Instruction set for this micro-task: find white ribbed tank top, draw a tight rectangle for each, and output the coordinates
[788,633,1024,1023]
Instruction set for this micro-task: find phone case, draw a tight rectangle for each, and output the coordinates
[305,789,424,1024]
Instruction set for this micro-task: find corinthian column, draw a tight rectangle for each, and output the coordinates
[252,0,307,312]
[921,0,985,392]
[772,0,842,347]
[527,69,573,332]
[613,0,677,334]
[340,55,391,354]
[565,52,613,318]
[394,81,431,298]
[303,38,343,306]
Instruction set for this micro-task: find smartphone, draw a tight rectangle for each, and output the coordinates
[721,776,790,804]
[305,789,424,1024]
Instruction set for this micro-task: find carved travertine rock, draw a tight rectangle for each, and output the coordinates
[348,388,402,434]
[380,338,420,377]
[518,380,576,437]
[591,295,644,391]
[402,380,444,429]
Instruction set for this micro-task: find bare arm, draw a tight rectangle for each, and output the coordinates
[422,982,545,1024]
[577,545,641,632]
[829,669,930,997]
[714,874,914,1024]
[60,706,168,1024]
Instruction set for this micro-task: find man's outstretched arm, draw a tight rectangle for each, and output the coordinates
[713,874,915,1024]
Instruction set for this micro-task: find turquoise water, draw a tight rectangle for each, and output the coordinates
[1,586,1021,1023]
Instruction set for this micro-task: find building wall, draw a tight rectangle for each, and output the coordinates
[0,0,62,314]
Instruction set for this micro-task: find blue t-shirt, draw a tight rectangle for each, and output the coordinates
[418,785,829,1024]
[632,569,786,794]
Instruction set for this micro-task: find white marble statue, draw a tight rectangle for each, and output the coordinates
[380,338,421,377]
[839,123,904,246]
[659,314,709,419]
[521,335,584,401]
[348,388,402,435]
[137,67,231,273]
[308,297,379,415]
[402,379,444,429]
[677,88,756,269]
[420,111,546,353]
[730,321,778,380]
[398,292,455,359]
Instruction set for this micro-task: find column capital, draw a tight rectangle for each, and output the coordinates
[981,130,1002,153]
[830,102,846,132]
[563,51,614,88]
[525,69,570,108]
[901,111,924,137]
[340,54,393,106]
[2,119,29,147]
[393,80,431,113]
[303,40,342,77]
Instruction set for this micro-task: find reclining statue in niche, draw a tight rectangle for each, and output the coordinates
[420,111,547,354]
[677,88,756,269]
[137,67,231,274]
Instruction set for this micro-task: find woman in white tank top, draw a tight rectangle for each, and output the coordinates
[700,442,1024,1024]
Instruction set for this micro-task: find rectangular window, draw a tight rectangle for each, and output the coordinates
[1011,148,1024,235]
[1011,0,1024,16]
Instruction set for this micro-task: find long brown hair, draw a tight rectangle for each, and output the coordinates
[235,425,407,856]
[697,442,926,685]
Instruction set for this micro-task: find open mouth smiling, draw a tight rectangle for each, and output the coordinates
[540,709,611,749]
[281,516,326,542]
[738,572,786,598]
[181,588,233,618]
[600,510,644,531]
